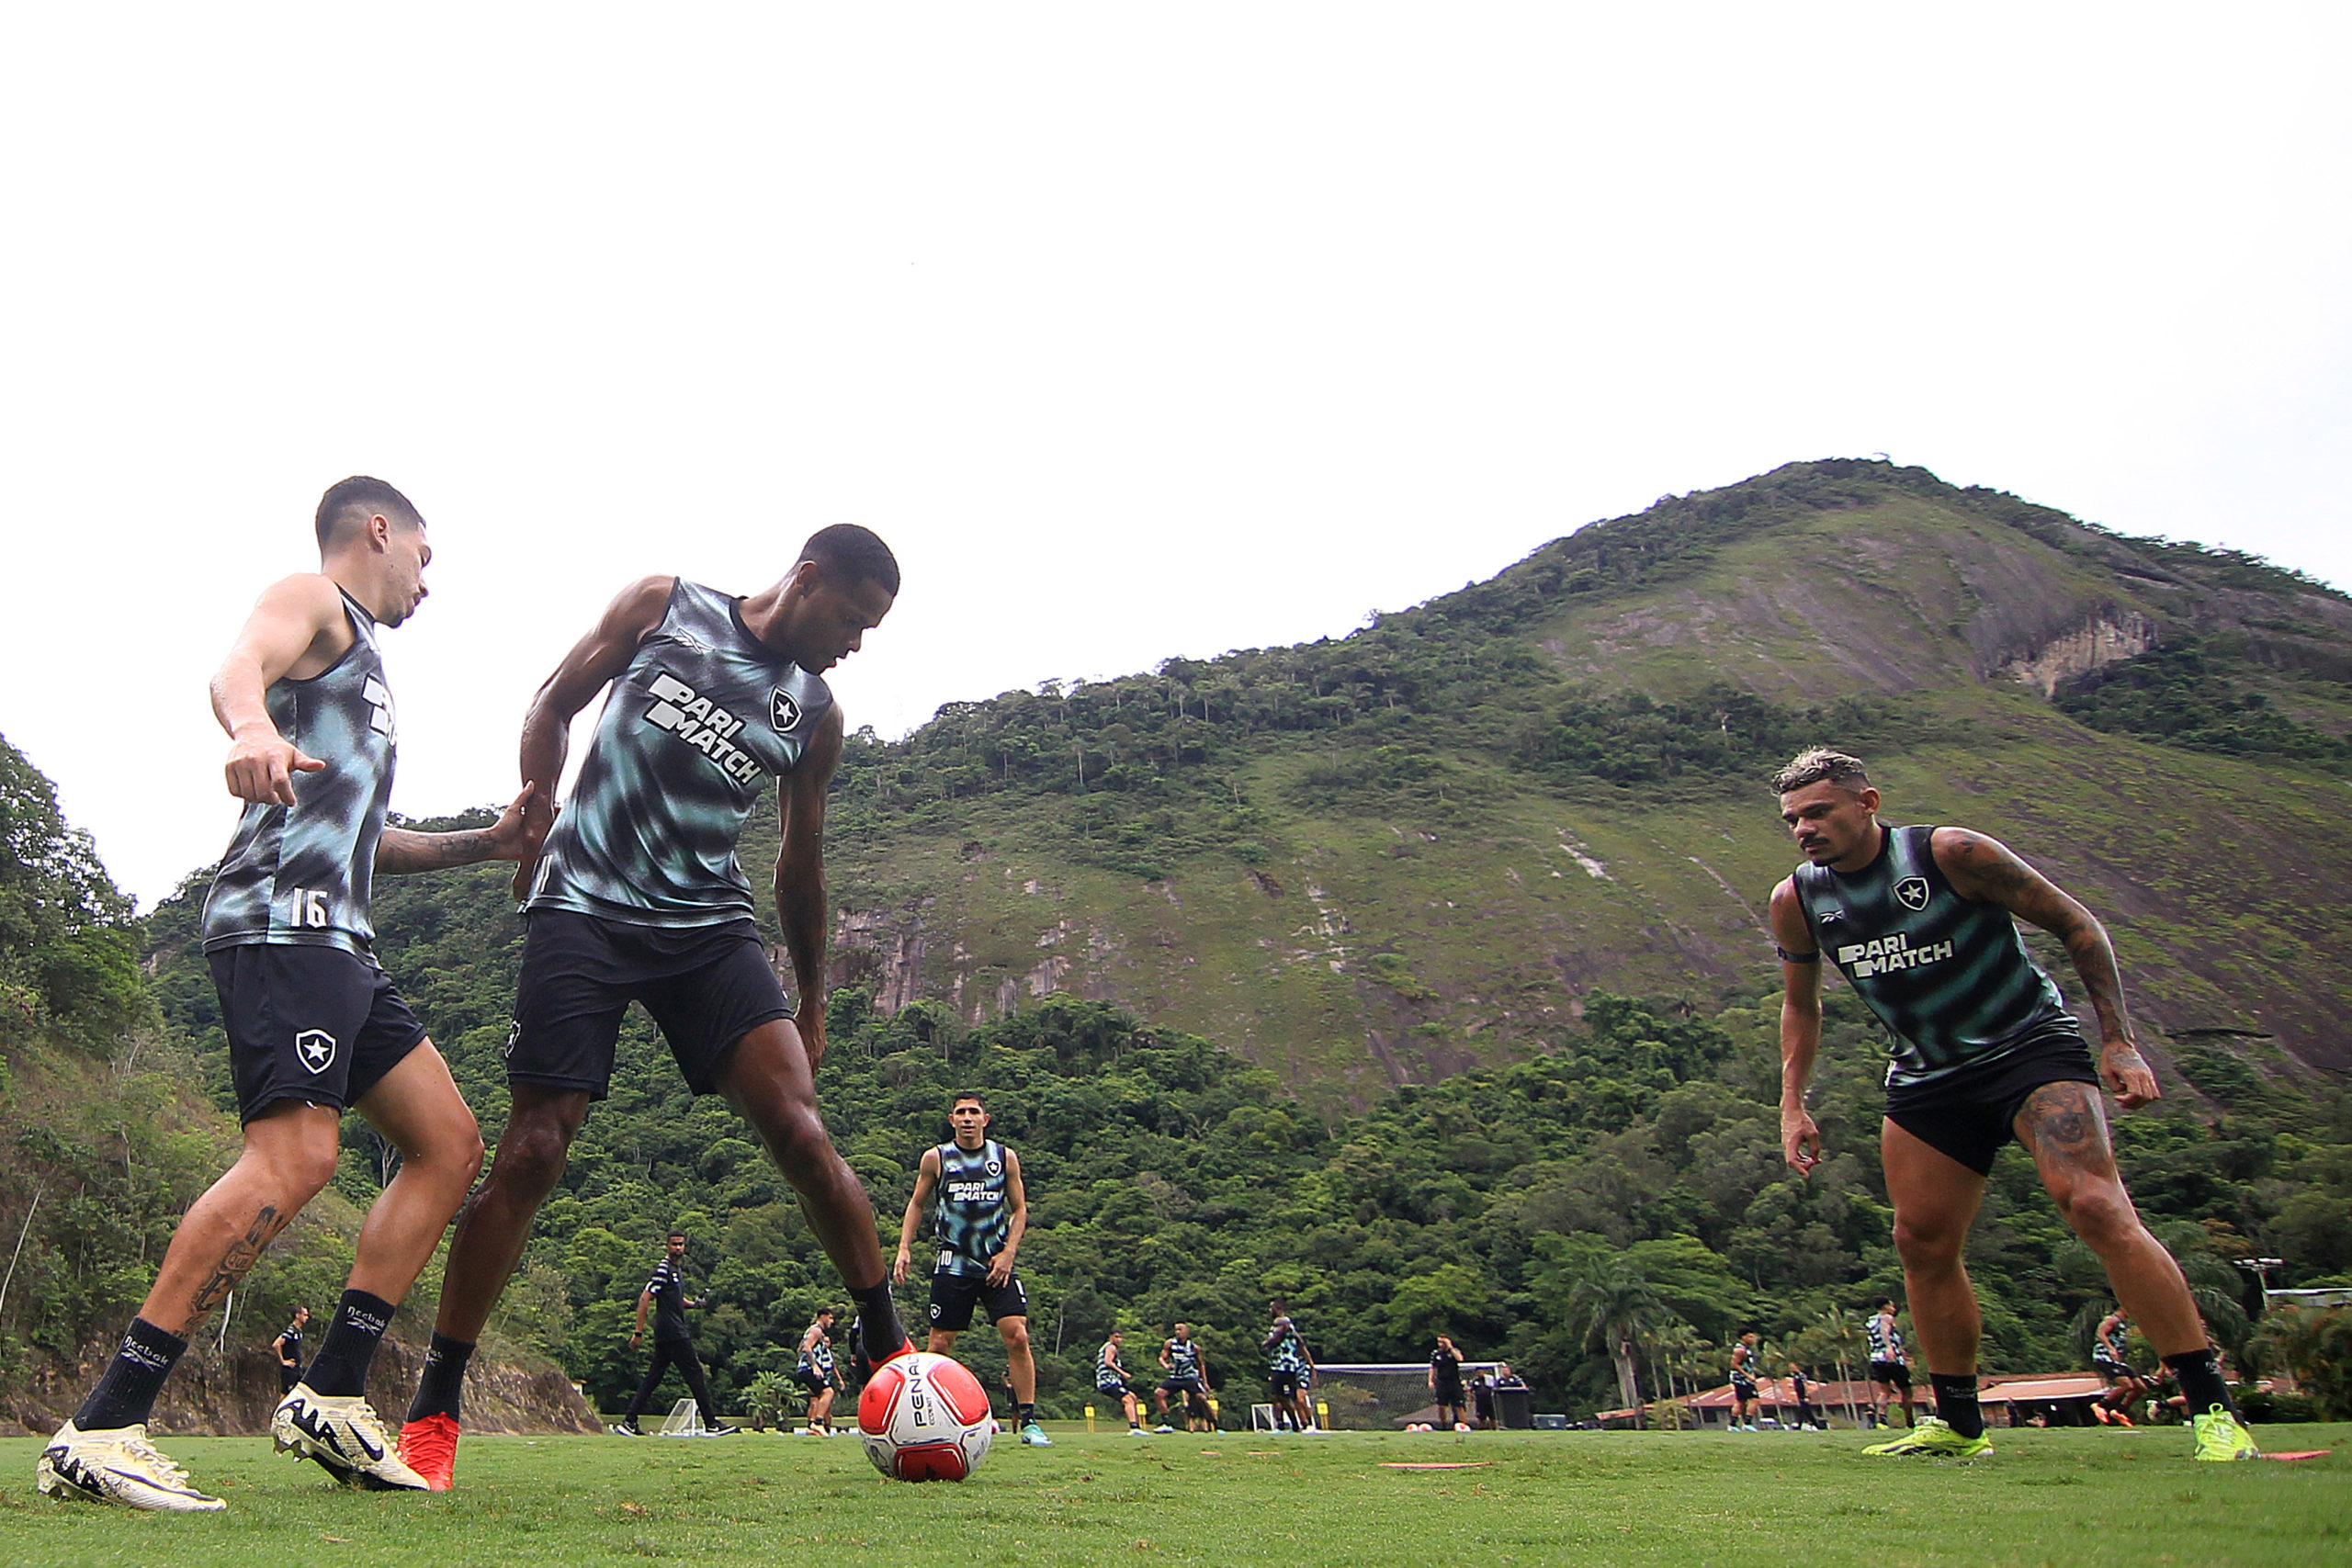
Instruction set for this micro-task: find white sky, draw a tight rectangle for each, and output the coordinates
[4,4,2347,908]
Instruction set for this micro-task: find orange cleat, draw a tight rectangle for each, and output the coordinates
[397,1414,459,1492]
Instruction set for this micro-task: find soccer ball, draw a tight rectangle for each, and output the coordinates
[858,1352,993,1481]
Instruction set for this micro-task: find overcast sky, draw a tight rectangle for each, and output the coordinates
[5,4,2346,908]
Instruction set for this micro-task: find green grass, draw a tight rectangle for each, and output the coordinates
[2,1424,2344,1567]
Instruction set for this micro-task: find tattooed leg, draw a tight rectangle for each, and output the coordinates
[2016,1082,2209,1357]
[134,1100,342,1336]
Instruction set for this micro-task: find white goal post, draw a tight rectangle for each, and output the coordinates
[1301,1362,1500,1430]
[656,1398,707,1437]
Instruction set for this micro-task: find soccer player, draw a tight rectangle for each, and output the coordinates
[1787,1360,1822,1431]
[1728,1333,1763,1432]
[796,1307,842,1435]
[1864,1297,1915,1427]
[1264,1301,1317,1433]
[892,1091,1050,1447]
[1770,748,2259,1461]
[1097,1329,1146,1435]
[397,528,912,1489]
[37,479,540,1511]
[1155,1324,1214,1433]
[616,1233,736,1437]
[1428,1333,1467,1431]
[2090,1308,2143,1426]
[271,1306,311,1396]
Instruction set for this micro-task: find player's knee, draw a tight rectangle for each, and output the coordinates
[1001,1319,1031,1352]
[2055,1182,2139,1248]
[495,1117,577,1199]
[1892,1213,1963,1267]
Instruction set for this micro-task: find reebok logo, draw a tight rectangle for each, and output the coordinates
[1836,931,1956,980]
[643,671,763,786]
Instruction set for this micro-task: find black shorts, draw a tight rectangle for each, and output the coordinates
[2095,1359,2140,1383]
[1869,1359,1912,1388]
[927,1269,1028,1332]
[795,1368,831,1395]
[1731,1376,1758,1398]
[1433,1381,1464,1405]
[1884,1032,2102,1178]
[506,910,793,1100]
[1097,1378,1132,1399]
[1269,1369,1304,1397]
[209,942,428,1122]
[1161,1375,1205,1399]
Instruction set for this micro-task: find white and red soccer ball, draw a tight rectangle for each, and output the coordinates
[858,1351,994,1481]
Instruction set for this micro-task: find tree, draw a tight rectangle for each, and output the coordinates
[1558,1261,1664,1414]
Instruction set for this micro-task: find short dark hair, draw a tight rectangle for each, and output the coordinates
[817,1305,836,1319]
[1874,1297,1895,1312]
[315,476,424,552]
[1771,748,1871,795]
[951,1091,986,1110]
[667,1231,687,1242]
[798,524,900,596]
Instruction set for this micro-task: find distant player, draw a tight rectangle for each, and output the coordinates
[1787,1361,1821,1431]
[1429,1334,1466,1431]
[38,479,538,1511]
[1864,1298,1915,1427]
[271,1306,311,1396]
[1728,1333,1762,1432]
[1263,1302,1316,1432]
[2090,1309,2143,1426]
[893,1091,1050,1448]
[1097,1329,1146,1435]
[1155,1324,1214,1433]
[1770,749,2258,1461]
[615,1233,735,1437]
[796,1307,842,1435]
[398,529,912,1489]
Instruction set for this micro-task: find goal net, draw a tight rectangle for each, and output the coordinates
[1307,1362,1498,1430]
[657,1398,706,1437]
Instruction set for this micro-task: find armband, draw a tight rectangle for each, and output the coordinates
[1776,945,1820,964]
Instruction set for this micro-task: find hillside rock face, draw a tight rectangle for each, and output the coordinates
[817,462,2352,1105]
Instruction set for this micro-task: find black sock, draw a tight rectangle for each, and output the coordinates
[74,1318,187,1430]
[406,1332,477,1423]
[847,1280,908,1363]
[1017,1402,1036,1427]
[305,1290,397,1399]
[2163,1350,2236,1419]
[1929,1374,1983,1438]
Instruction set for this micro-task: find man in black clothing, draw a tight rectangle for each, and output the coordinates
[616,1234,737,1436]
[270,1306,311,1396]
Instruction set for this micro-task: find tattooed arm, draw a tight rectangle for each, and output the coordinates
[376,780,546,874]
[1931,827,2159,1109]
[1770,876,1827,1171]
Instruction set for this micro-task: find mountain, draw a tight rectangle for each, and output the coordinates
[793,459,2352,1109]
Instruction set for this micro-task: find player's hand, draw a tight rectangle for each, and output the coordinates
[986,1252,1014,1286]
[482,780,551,863]
[797,1011,827,1072]
[891,1248,910,1285]
[1781,1107,1822,1174]
[2101,1040,2160,1110]
[629,1330,642,1347]
[225,730,325,806]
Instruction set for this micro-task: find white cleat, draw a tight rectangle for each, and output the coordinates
[36,1421,226,1512]
[272,1384,428,1490]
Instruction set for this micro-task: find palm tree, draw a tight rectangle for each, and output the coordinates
[1568,1265,1666,1416]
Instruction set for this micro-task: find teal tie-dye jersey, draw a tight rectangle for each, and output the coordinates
[202,592,396,956]
[932,1139,1012,1278]
[527,580,834,928]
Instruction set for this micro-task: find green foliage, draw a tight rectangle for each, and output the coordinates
[0,734,154,1051]
[1519,684,1897,793]
[2053,635,2352,773]
[2249,1303,2352,1418]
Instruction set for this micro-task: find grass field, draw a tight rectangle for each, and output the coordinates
[1,1423,2344,1568]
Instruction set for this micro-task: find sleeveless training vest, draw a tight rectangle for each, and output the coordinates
[1792,824,2082,1089]
[204,591,396,955]
[932,1139,1012,1278]
[528,580,834,927]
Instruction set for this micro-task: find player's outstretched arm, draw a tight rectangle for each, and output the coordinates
[1931,827,2157,1108]
[210,574,353,805]
[1768,878,1826,1172]
[510,575,676,899]
[988,1148,1027,1286]
[893,1146,942,1285]
[775,706,844,1068]
[377,780,548,873]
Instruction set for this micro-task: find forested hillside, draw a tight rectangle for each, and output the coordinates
[10,457,2352,1428]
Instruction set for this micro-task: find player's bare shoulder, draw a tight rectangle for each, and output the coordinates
[1928,825,2035,900]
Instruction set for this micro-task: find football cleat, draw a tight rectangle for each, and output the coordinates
[1019,1421,1054,1447]
[397,1413,459,1492]
[704,1422,741,1436]
[609,1422,644,1436]
[1154,1423,1174,1434]
[272,1384,429,1490]
[36,1422,226,1511]
[2190,1406,2260,1461]
[1861,1416,1993,1459]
